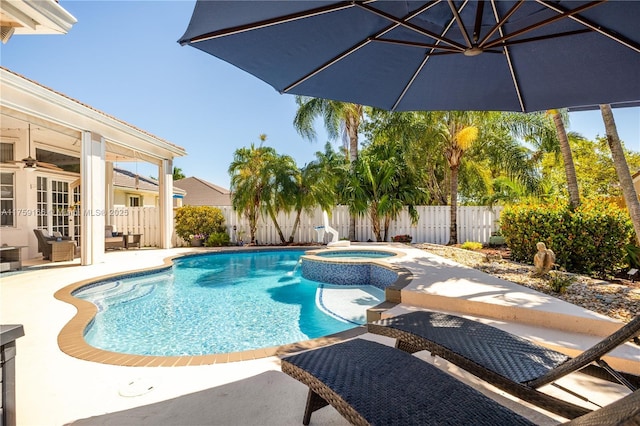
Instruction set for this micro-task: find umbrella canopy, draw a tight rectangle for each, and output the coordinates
[179,1,640,113]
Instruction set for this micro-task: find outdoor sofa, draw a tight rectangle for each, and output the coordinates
[366,311,640,419]
[281,338,640,426]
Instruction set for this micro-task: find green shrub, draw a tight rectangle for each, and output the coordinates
[624,244,640,270]
[461,241,483,251]
[174,206,227,242]
[206,232,230,247]
[500,198,633,277]
[546,271,576,294]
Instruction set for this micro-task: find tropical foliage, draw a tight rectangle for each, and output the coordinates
[223,97,640,277]
[500,199,634,277]
[174,205,226,243]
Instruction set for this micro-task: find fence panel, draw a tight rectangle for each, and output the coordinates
[112,205,503,247]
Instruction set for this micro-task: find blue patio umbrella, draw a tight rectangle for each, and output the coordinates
[179,1,640,113]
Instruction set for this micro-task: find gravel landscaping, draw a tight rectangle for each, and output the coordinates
[416,243,640,323]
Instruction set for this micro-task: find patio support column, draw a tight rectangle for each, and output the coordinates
[80,131,106,265]
[159,158,173,249]
[105,161,114,229]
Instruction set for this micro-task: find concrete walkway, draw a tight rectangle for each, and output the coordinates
[0,246,637,425]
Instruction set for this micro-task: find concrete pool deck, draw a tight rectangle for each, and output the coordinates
[0,245,638,425]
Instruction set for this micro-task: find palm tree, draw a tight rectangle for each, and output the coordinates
[172,166,186,181]
[550,110,580,208]
[228,135,277,245]
[431,111,482,245]
[350,139,424,241]
[286,149,340,243]
[293,96,363,240]
[501,110,580,206]
[600,104,640,244]
[262,153,298,244]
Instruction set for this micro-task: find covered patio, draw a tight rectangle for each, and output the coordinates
[0,67,186,265]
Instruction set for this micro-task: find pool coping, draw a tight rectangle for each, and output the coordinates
[53,246,411,366]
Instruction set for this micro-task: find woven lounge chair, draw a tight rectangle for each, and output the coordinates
[367,311,640,419]
[104,225,125,250]
[281,338,640,426]
[33,229,72,260]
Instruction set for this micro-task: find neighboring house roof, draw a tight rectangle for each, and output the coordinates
[633,170,640,181]
[114,167,186,196]
[174,176,232,206]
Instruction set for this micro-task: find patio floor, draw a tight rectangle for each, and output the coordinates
[0,246,637,425]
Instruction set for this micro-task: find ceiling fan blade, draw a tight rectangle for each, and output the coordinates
[36,161,62,170]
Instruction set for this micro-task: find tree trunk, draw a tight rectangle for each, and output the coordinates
[347,114,358,241]
[267,206,287,244]
[600,104,640,244]
[448,165,459,245]
[370,205,382,241]
[288,210,302,243]
[552,112,580,208]
[383,215,391,242]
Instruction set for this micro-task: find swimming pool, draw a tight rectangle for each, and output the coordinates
[73,250,387,357]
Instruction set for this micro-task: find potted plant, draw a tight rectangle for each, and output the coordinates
[189,233,206,247]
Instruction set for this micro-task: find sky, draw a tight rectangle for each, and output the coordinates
[1,1,638,189]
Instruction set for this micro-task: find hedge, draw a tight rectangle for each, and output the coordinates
[500,198,633,277]
[174,205,227,244]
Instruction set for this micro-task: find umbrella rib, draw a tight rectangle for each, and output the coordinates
[502,29,592,47]
[356,2,467,51]
[183,1,359,44]
[374,38,461,53]
[391,2,470,110]
[447,0,473,47]
[283,1,461,94]
[489,0,525,112]
[478,0,523,48]
[472,0,486,43]
[484,1,603,49]
[282,37,373,93]
[536,0,640,53]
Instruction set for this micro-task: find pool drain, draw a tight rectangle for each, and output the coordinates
[119,378,155,397]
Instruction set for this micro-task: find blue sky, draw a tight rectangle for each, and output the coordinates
[1,1,638,188]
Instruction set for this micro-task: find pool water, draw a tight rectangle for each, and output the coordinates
[75,250,384,356]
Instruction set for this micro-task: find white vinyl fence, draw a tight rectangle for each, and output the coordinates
[111,205,503,247]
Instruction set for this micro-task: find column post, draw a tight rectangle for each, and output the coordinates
[80,131,106,265]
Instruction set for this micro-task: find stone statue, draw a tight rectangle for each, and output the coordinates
[532,242,555,277]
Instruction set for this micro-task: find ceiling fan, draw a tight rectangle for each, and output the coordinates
[17,124,62,171]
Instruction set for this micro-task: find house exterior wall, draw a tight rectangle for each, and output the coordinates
[113,188,157,208]
[0,166,80,259]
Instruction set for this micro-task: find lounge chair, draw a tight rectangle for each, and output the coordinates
[367,311,640,419]
[33,229,71,260]
[104,225,125,250]
[281,338,640,426]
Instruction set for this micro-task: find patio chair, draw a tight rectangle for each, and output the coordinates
[33,229,71,260]
[104,225,125,250]
[367,311,640,419]
[281,338,640,426]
